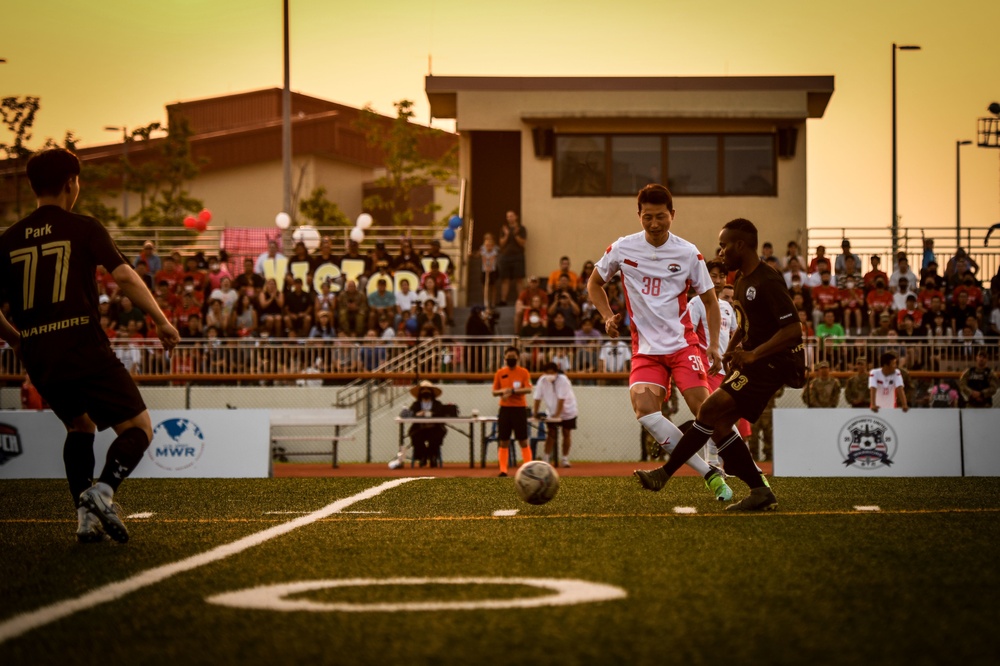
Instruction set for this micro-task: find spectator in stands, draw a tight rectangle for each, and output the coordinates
[573,317,602,372]
[759,241,775,262]
[808,245,828,273]
[234,257,265,298]
[811,270,841,329]
[802,361,841,407]
[416,275,448,324]
[840,276,865,335]
[416,298,444,338]
[958,316,985,347]
[514,276,547,334]
[394,277,418,324]
[133,260,153,290]
[782,257,808,288]
[205,255,232,292]
[369,240,394,272]
[871,312,892,337]
[254,240,286,279]
[835,239,861,277]
[209,276,238,321]
[837,255,862,289]
[367,277,397,329]
[359,329,387,370]
[231,292,258,337]
[578,261,596,298]
[497,210,527,306]
[918,277,945,312]
[519,309,547,339]
[154,256,183,296]
[780,240,803,270]
[896,295,924,330]
[806,257,829,288]
[889,256,918,290]
[470,232,499,307]
[990,300,1000,337]
[949,291,977,336]
[376,315,396,340]
[339,240,371,290]
[313,279,336,321]
[287,242,313,287]
[204,298,228,336]
[926,379,960,408]
[521,294,548,330]
[393,237,422,275]
[926,311,952,337]
[945,248,979,284]
[465,304,496,337]
[308,310,336,339]
[283,277,313,337]
[959,350,998,407]
[312,236,339,274]
[816,310,845,341]
[863,256,889,292]
[134,240,162,274]
[369,260,394,295]
[547,275,581,330]
[182,256,207,293]
[798,309,815,338]
[953,272,984,309]
[547,311,575,340]
[406,381,449,468]
[423,238,451,271]
[922,238,936,270]
[602,279,628,329]
[548,256,580,293]
[891,277,916,313]
[257,277,284,337]
[842,356,870,407]
[173,291,201,331]
[866,279,894,331]
[421,260,453,325]
[337,279,368,338]
[182,312,205,339]
[599,336,631,373]
[764,256,781,273]
[116,295,145,333]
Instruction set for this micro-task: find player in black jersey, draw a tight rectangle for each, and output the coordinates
[636,218,805,510]
[0,149,180,543]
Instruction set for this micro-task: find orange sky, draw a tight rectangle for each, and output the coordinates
[3,0,999,242]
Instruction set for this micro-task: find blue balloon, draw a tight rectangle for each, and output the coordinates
[448,215,463,229]
[442,227,456,242]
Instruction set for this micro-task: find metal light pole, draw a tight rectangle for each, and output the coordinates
[956,140,972,249]
[281,0,292,223]
[891,43,921,257]
[104,125,129,220]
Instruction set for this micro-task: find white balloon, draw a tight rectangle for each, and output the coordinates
[292,225,322,252]
[349,227,365,243]
[275,212,291,230]
[356,213,374,230]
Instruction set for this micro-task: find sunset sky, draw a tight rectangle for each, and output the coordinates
[4,0,999,242]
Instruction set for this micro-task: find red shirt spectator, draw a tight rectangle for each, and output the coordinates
[918,285,945,311]
[896,302,924,328]
[866,287,894,315]
[95,266,118,297]
[812,280,841,314]
[173,296,202,329]
[155,259,184,295]
[952,282,983,308]
[839,285,864,311]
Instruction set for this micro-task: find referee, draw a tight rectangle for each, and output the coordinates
[636,218,805,510]
[491,346,534,477]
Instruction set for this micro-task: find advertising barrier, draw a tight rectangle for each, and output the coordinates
[959,410,1000,476]
[0,409,270,479]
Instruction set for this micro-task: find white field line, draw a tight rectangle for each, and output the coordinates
[854,506,881,512]
[126,512,154,519]
[0,477,428,645]
[672,507,697,514]
[493,510,519,517]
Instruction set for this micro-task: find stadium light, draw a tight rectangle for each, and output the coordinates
[892,43,921,257]
[104,125,129,220]
[956,140,972,249]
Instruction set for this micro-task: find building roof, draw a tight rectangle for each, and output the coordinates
[426,75,835,120]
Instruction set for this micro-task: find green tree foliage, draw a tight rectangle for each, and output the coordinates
[0,96,41,218]
[298,186,351,227]
[355,99,457,227]
[128,118,204,228]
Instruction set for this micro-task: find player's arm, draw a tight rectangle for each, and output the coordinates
[869,387,879,412]
[698,287,723,374]
[896,385,909,412]
[587,268,621,338]
[728,321,800,370]
[112,263,180,352]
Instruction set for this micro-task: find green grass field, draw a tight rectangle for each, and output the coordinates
[1,476,997,665]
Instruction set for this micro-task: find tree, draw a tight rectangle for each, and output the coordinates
[355,99,457,227]
[128,118,205,227]
[299,186,351,227]
[0,96,41,218]
[51,132,123,226]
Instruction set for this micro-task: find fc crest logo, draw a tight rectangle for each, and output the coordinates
[839,416,896,469]
[746,286,757,301]
[667,263,681,273]
[0,424,23,466]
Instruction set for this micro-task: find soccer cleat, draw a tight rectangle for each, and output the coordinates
[705,468,733,502]
[634,467,669,492]
[725,487,778,512]
[76,508,106,544]
[759,473,771,489]
[498,472,508,477]
[561,459,571,468]
[79,486,129,543]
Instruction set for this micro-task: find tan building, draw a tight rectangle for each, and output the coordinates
[426,75,834,298]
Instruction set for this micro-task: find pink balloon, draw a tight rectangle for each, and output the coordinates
[198,209,212,224]
[183,216,197,228]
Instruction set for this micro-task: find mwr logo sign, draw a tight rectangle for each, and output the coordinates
[0,423,22,465]
[839,416,896,469]
[147,418,205,471]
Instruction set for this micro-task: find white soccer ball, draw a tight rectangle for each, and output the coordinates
[514,460,560,505]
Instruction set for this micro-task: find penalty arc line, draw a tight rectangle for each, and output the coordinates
[0,477,429,645]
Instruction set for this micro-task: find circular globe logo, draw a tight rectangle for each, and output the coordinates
[148,418,206,471]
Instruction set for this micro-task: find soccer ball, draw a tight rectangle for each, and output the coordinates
[514,461,560,505]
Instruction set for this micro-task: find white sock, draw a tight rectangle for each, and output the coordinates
[637,413,711,476]
[543,453,551,463]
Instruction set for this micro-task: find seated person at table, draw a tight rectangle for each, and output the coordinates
[406,381,449,467]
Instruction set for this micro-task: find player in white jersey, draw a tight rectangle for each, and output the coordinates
[588,184,732,501]
[869,351,909,411]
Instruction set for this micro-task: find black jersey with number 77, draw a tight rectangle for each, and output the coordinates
[0,206,128,382]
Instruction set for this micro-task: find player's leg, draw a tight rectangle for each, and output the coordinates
[65,414,103,543]
[543,425,557,463]
[560,420,574,467]
[514,411,532,465]
[497,408,513,476]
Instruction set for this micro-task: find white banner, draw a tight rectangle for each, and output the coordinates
[774,408,963,477]
[0,410,270,479]
[960,410,1000,476]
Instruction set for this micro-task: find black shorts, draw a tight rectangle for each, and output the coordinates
[35,360,147,431]
[498,406,529,442]
[719,353,805,423]
[498,254,525,281]
[557,417,577,431]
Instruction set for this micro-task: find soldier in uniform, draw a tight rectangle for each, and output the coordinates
[802,360,842,407]
[959,350,998,408]
[844,356,870,408]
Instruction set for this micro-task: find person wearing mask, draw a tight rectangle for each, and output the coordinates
[405,381,449,467]
[491,347,534,477]
[533,362,580,468]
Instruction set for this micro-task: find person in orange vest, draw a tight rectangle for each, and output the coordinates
[491,346,534,477]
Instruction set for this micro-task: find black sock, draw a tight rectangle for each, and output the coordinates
[98,427,150,492]
[718,434,767,489]
[63,432,96,507]
[661,421,713,477]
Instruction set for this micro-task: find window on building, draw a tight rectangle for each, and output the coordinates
[553,132,777,197]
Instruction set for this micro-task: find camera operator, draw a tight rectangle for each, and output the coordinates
[547,274,581,329]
